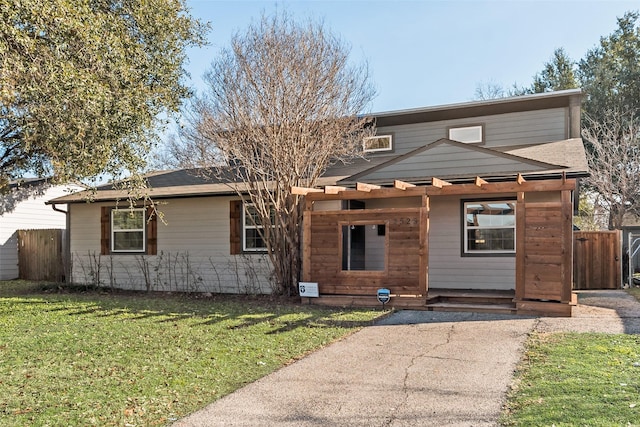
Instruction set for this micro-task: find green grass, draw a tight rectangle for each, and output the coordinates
[627,286,640,302]
[0,280,384,426]
[501,332,640,426]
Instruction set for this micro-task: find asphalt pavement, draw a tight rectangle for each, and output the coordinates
[174,290,640,427]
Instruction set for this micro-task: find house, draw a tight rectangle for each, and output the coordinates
[48,89,588,315]
[0,179,80,280]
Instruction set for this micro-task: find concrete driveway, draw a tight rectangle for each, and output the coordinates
[174,290,640,427]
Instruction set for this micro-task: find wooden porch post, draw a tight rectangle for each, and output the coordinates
[561,190,573,302]
[419,194,430,295]
[515,192,526,301]
[302,199,313,282]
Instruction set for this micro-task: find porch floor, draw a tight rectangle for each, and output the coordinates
[301,288,575,316]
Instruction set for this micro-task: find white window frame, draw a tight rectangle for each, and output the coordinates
[111,208,146,253]
[363,135,393,153]
[448,124,484,144]
[463,200,516,255]
[242,204,269,252]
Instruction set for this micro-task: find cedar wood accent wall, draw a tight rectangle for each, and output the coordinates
[303,180,575,304]
[306,208,425,296]
[516,190,573,303]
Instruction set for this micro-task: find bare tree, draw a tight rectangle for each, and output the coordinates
[473,80,507,100]
[582,109,640,229]
[177,12,375,295]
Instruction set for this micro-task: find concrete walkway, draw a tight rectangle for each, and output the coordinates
[174,290,640,427]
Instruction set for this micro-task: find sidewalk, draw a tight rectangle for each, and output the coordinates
[174,290,640,427]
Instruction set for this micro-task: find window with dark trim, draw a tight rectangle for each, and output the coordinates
[100,206,157,255]
[462,200,515,255]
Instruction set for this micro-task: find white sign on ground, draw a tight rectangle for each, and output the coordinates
[299,282,319,297]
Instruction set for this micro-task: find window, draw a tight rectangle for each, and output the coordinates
[100,207,156,255]
[448,125,484,144]
[363,135,393,152]
[111,208,146,252]
[341,223,387,271]
[463,200,515,255]
[242,204,273,252]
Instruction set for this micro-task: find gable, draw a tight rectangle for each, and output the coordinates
[342,139,565,184]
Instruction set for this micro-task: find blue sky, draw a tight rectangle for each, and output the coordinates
[184,0,638,113]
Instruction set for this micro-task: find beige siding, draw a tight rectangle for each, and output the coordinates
[0,185,78,280]
[377,108,567,156]
[428,195,516,291]
[69,197,273,294]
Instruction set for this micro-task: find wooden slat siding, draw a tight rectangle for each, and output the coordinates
[100,206,110,255]
[229,200,242,255]
[573,230,621,290]
[520,197,571,301]
[18,229,63,281]
[308,208,422,296]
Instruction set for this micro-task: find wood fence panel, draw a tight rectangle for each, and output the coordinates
[521,201,567,301]
[18,229,64,281]
[573,230,621,289]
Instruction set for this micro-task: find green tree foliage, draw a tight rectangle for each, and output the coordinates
[0,0,206,192]
[510,48,579,96]
[532,48,579,93]
[579,11,640,121]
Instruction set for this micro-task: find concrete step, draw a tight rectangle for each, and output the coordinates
[426,302,516,314]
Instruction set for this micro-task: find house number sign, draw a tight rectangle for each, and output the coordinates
[389,217,419,226]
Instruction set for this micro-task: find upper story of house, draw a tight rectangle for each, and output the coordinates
[327,88,586,186]
[371,88,581,155]
[47,89,587,205]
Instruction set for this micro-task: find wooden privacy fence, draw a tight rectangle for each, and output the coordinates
[573,230,621,290]
[18,229,64,282]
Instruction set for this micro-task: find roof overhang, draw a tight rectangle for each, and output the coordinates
[372,89,582,127]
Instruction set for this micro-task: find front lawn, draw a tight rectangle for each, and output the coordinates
[0,281,384,426]
[501,332,640,426]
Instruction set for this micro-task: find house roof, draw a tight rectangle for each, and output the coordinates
[48,90,588,204]
[46,173,351,204]
[372,89,582,127]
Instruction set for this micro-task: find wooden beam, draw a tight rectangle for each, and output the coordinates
[394,180,415,190]
[475,177,488,187]
[356,182,381,192]
[291,186,323,195]
[304,186,427,201]
[324,185,348,195]
[517,174,526,185]
[426,178,577,196]
[431,177,452,188]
